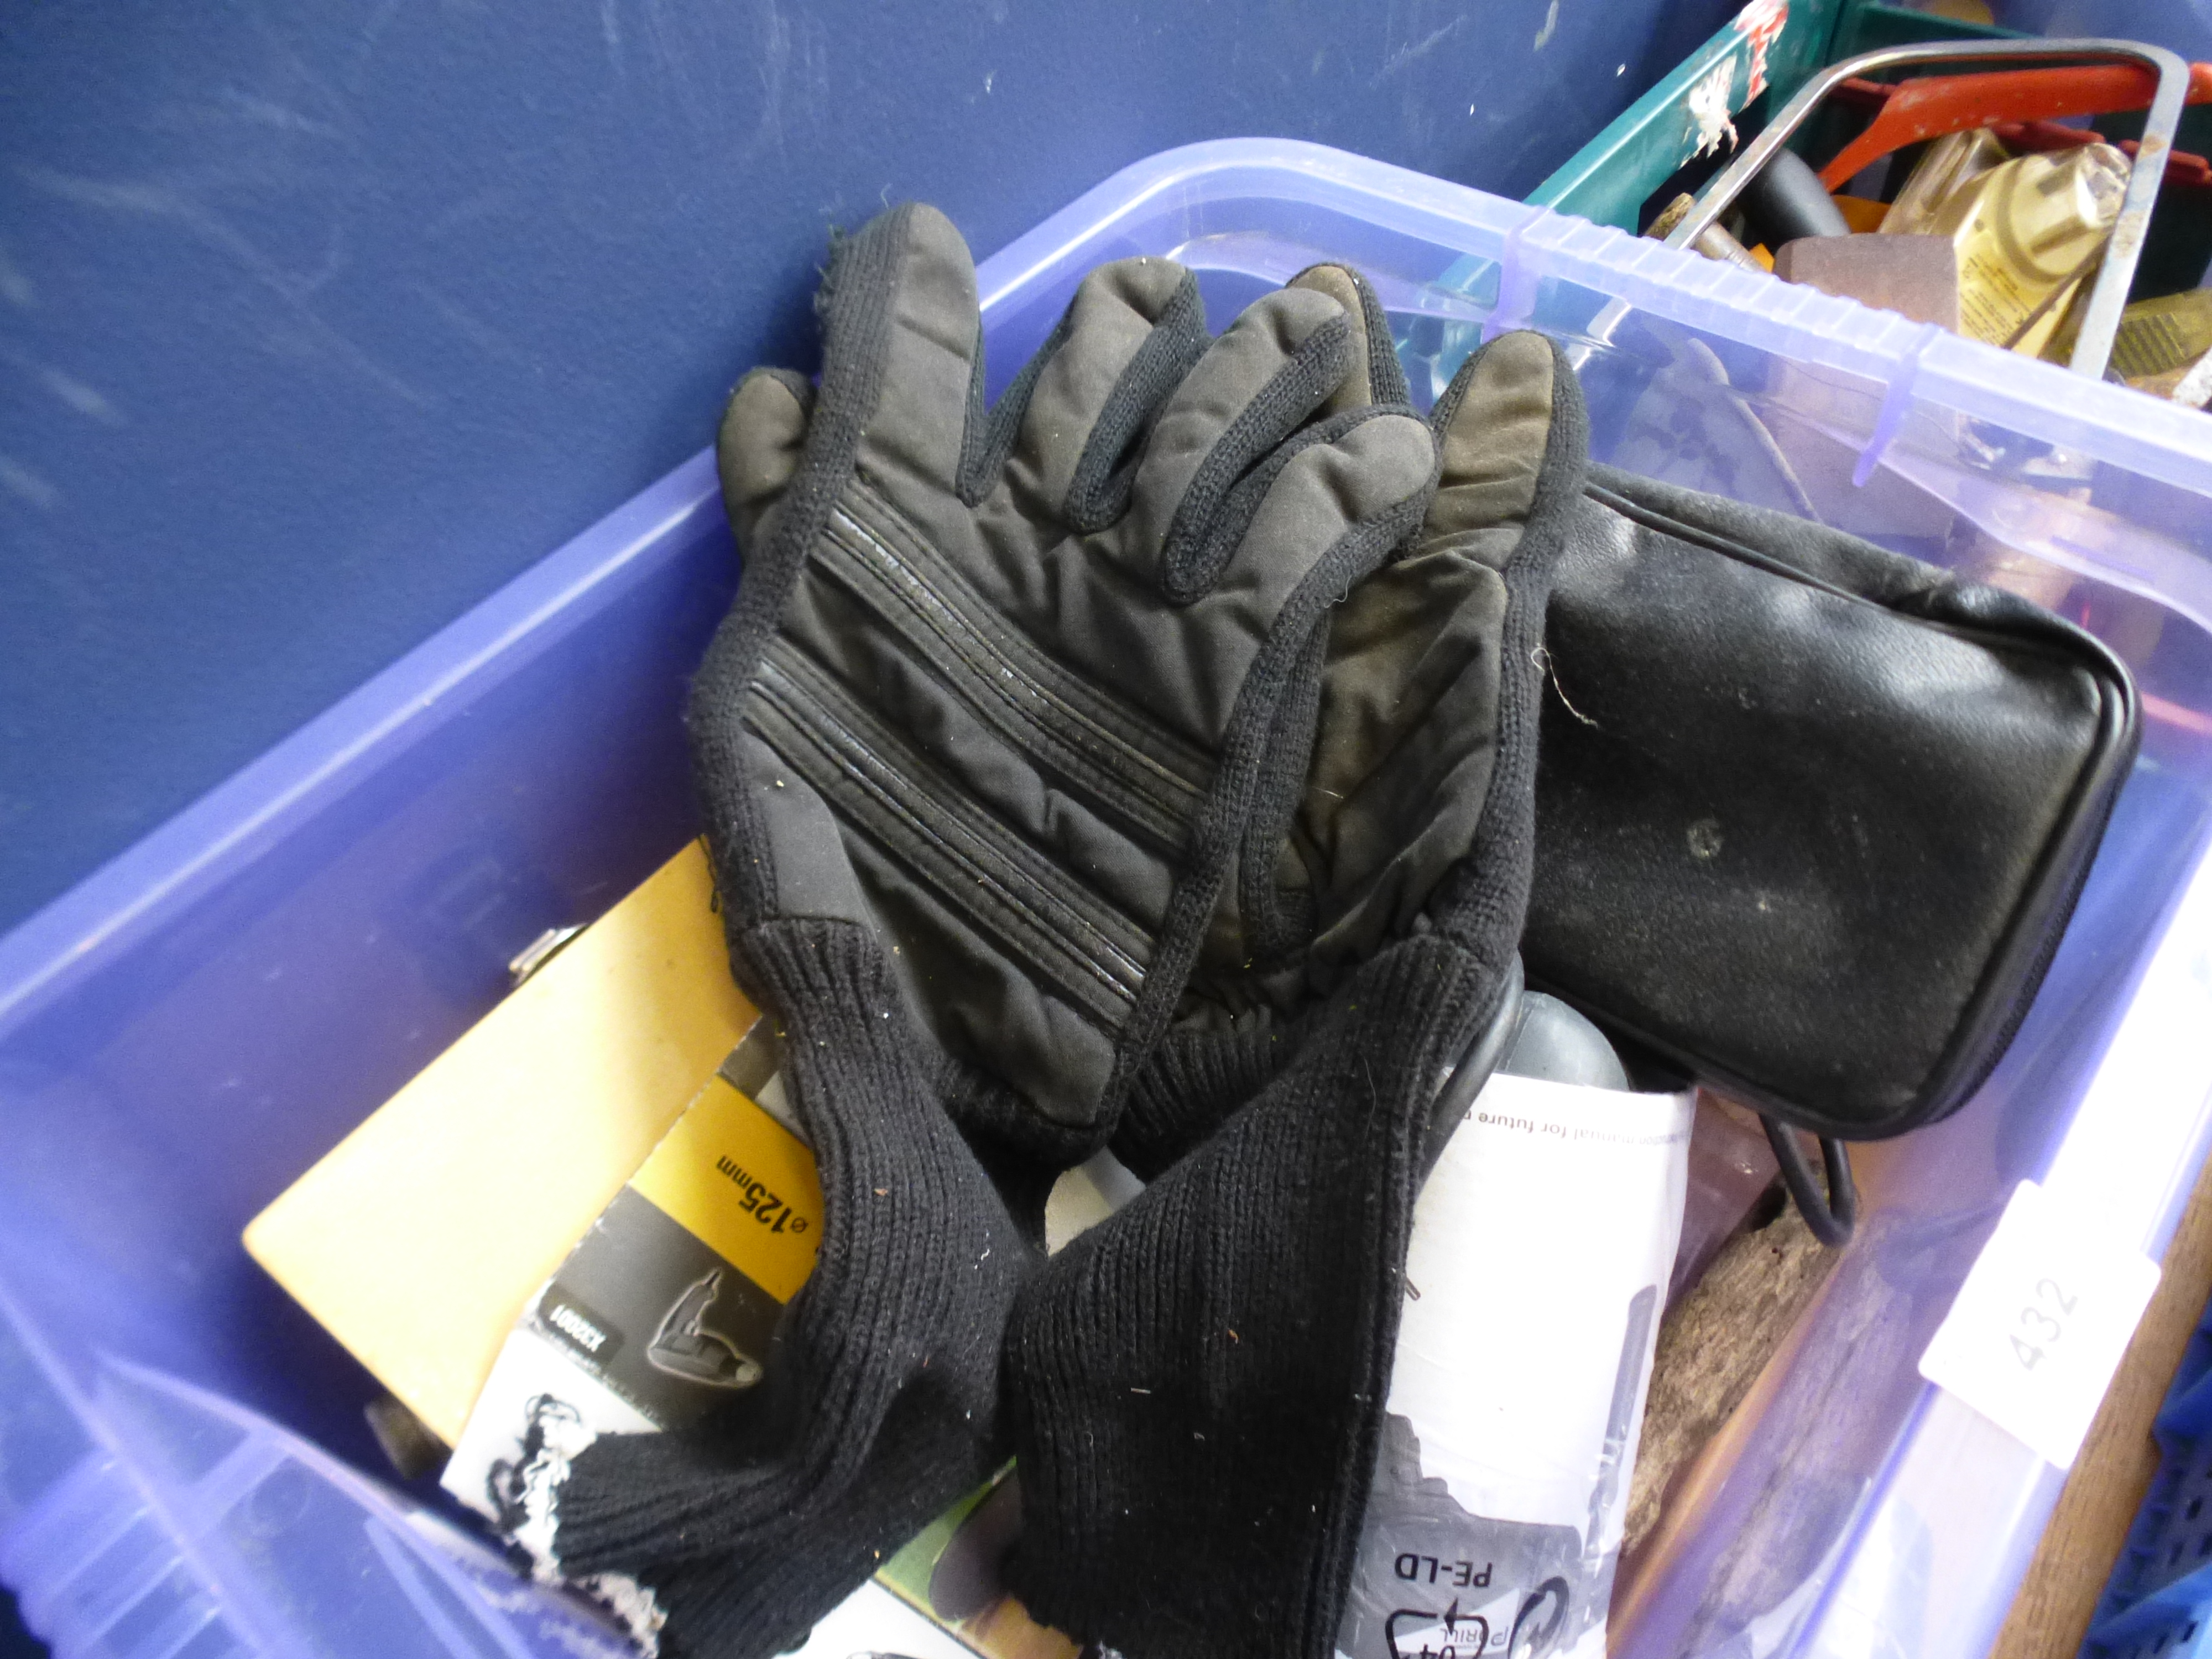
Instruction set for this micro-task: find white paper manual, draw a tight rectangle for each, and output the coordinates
[1335,1073,1694,1659]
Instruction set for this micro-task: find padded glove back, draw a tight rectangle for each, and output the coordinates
[703,204,1437,1157]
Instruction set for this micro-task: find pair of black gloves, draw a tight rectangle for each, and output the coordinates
[513,195,2140,1659]
[521,202,1576,1658]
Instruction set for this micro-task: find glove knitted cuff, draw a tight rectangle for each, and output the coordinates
[552,919,1029,1623]
[1004,934,1509,1659]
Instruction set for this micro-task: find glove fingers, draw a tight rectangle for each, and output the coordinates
[1205,408,1438,615]
[1191,268,1416,988]
[717,367,813,550]
[1118,285,1353,598]
[1074,406,1437,763]
[1425,327,1566,548]
[1287,263,1411,413]
[854,202,987,497]
[1300,550,1509,964]
[1289,330,1588,972]
[996,257,1210,529]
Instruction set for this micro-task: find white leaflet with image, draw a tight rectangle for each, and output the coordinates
[1337,1073,1694,1659]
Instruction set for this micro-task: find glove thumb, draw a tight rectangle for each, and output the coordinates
[717,367,815,549]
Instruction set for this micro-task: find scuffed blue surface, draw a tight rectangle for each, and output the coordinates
[0,0,1726,933]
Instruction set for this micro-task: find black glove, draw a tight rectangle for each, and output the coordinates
[539,207,1438,1655]
[1002,275,1591,1659]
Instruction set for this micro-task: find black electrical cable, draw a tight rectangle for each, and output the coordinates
[1763,1114,1859,1247]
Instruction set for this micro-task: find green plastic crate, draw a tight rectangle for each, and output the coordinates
[1532,0,2015,228]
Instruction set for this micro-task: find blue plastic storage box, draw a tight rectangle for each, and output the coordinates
[8,138,2212,1659]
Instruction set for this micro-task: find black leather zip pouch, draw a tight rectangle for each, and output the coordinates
[1525,464,2137,1224]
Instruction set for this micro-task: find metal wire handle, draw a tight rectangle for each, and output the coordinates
[1668,37,2190,382]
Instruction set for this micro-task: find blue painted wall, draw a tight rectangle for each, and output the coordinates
[0,0,1735,933]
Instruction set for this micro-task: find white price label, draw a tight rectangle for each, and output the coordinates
[1918,1180,2159,1470]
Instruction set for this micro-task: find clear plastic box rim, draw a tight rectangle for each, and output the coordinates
[982,139,2212,496]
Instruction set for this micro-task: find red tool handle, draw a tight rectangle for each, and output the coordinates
[1818,60,2212,189]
